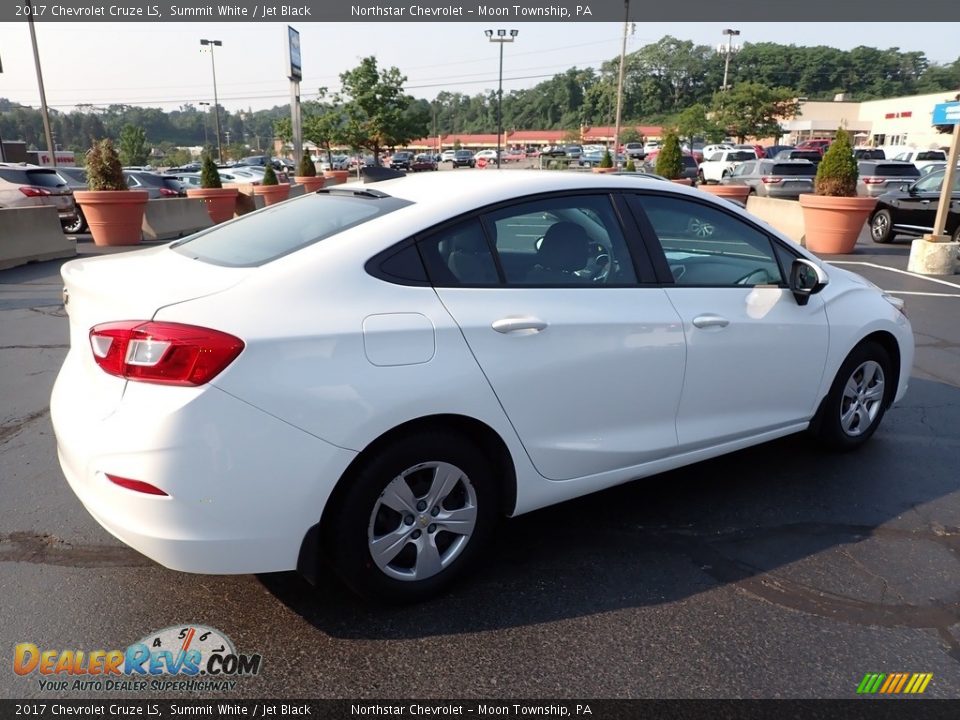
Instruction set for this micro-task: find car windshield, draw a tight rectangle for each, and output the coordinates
[729,152,756,161]
[0,168,68,187]
[171,192,412,267]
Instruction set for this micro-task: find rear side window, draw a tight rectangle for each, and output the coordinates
[171,192,411,267]
[773,163,817,176]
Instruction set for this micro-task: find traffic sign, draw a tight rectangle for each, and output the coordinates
[932,102,960,125]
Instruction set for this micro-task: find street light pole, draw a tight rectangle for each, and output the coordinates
[27,0,57,168]
[485,29,518,169]
[200,39,223,163]
[198,101,210,149]
[613,0,630,168]
[721,28,741,91]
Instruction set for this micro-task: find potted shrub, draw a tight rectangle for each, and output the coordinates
[294,150,325,193]
[253,163,291,206]
[799,129,876,254]
[654,133,690,185]
[625,158,636,172]
[593,149,615,174]
[186,154,238,224]
[72,139,148,246]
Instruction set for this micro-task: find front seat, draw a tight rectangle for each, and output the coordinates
[526,222,591,284]
[447,228,498,284]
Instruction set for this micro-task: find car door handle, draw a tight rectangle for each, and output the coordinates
[921,200,932,204]
[692,314,730,329]
[492,317,548,334]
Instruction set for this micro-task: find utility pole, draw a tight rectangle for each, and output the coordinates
[612,2,631,167]
[27,0,57,167]
[485,29,518,169]
[200,39,223,163]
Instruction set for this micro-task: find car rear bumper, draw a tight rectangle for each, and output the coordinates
[51,350,357,575]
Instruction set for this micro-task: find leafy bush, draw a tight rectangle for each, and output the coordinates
[625,158,636,172]
[815,129,858,196]
[200,154,222,189]
[262,164,279,186]
[600,150,613,169]
[655,132,684,180]
[84,139,127,191]
[297,150,316,177]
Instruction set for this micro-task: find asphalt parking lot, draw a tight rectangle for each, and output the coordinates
[1,219,958,700]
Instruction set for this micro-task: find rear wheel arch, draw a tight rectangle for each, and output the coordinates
[298,414,517,586]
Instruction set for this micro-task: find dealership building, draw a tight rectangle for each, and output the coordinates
[782,91,958,151]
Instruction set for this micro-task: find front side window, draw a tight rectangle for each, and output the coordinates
[636,195,785,287]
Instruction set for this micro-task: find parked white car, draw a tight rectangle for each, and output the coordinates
[51,172,913,603]
[699,149,758,183]
[318,154,349,171]
[473,149,501,162]
[701,144,735,157]
[890,149,948,173]
[440,150,458,163]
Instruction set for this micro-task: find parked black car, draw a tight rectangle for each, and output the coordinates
[868,167,960,243]
[390,151,414,170]
[451,150,476,168]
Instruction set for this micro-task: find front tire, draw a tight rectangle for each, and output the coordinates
[324,431,499,603]
[813,341,892,451]
[870,209,894,244]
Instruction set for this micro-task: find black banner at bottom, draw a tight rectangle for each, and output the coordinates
[2,700,960,720]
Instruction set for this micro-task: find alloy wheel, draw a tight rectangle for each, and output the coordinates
[839,360,885,436]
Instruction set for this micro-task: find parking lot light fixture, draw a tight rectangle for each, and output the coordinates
[200,39,224,164]
[486,28,517,169]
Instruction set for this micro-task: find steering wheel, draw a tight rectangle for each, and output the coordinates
[734,268,770,286]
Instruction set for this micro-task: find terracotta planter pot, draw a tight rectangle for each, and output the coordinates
[670,178,693,186]
[73,190,149,246]
[323,170,350,185]
[294,176,325,193]
[592,167,616,173]
[186,187,239,224]
[799,194,877,255]
[253,183,291,206]
[699,184,750,201]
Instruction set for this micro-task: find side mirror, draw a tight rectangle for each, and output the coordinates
[789,258,828,306]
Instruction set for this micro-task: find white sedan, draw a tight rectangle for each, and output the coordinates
[52,172,913,603]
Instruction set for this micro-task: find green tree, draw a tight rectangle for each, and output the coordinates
[338,56,428,165]
[200,154,222,189]
[711,82,799,143]
[118,124,149,166]
[262,164,279,186]
[274,117,293,144]
[815,129,858,196]
[672,103,723,150]
[655,132,684,179]
[302,88,346,164]
[619,127,642,144]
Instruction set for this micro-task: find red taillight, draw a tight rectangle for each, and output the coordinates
[89,321,244,386]
[19,187,51,197]
[105,474,169,496]
[159,188,179,197]
[760,176,783,184]
[862,177,885,184]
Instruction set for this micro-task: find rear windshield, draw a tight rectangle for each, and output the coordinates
[916,151,945,161]
[863,163,921,177]
[171,191,411,267]
[773,163,817,176]
[790,152,822,161]
[729,151,756,161]
[681,156,698,168]
[0,168,67,187]
[127,173,169,187]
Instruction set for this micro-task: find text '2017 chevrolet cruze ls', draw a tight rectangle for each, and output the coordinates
[52,172,913,602]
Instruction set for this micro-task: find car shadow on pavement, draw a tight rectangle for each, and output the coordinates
[259,377,960,649]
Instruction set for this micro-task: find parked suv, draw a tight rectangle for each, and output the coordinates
[0,163,77,228]
[856,160,921,198]
[721,159,817,199]
[623,142,645,159]
[389,152,414,170]
[452,150,476,168]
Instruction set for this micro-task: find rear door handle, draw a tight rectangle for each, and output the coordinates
[692,314,730,329]
[492,317,548,334]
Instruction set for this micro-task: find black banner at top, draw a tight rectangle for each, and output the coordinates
[4,0,960,22]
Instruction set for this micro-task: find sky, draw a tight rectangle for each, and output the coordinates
[1,22,959,113]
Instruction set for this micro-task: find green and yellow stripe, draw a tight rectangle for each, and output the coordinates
[857,672,932,694]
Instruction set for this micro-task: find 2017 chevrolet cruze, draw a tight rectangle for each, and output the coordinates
[52,172,913,602]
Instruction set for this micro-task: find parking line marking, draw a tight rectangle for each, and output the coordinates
[827,261,960,291]
[884,291,960,298]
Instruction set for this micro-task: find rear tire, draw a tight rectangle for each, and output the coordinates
[812,341,892,451]
[323,431,499,603]
[62,208,87,234]
[870,209,894,244]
